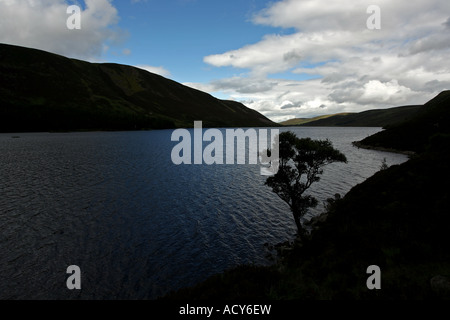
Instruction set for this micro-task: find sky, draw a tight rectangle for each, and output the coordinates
[1,0,450,123]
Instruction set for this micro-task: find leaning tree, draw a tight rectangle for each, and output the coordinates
[264,131,347,241]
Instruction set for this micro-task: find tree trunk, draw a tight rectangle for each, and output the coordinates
[292,210,307,242]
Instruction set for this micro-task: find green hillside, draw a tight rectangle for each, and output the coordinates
[281,113,353,126]
[0,43,275,132]
[281,105,421,127]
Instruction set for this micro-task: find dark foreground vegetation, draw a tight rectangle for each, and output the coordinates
[165,91,450,300]
[0,43,274,132]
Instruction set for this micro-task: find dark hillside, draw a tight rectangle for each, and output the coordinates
[358,91,450,153]
[281,106,421,128]
[0,43,275,132]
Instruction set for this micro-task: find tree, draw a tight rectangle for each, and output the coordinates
[380,158,389,171]
[265,131,347,240]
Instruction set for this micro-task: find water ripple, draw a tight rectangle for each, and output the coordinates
[0,128,408,299]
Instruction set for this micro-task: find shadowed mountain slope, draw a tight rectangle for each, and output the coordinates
[281,105,421,128]
[0,43,275,132]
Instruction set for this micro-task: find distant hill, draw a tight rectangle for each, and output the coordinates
[280,113,352,126]
[0,43,275,132]
[357,91,450,153]
[281,105,421,127]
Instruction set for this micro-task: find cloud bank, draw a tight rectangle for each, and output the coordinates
[0,0,124,59]
[0,0,171,77]
[193,0,450,122]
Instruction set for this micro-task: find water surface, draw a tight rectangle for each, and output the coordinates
[0,127,408,299]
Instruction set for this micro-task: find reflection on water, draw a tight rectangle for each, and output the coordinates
[0,127,407,299]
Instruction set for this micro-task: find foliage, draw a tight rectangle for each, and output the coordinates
[265,131,347,239]
[380,158,389,171]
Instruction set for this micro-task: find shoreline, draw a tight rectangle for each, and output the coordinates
[352,141,416,156]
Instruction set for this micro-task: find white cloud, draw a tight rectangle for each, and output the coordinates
[0,0,124,60]
[201,0,450,122]
[135,65,171,78]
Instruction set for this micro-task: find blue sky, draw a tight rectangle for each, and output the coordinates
[1,0,450,122]
[105,0,295,83]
